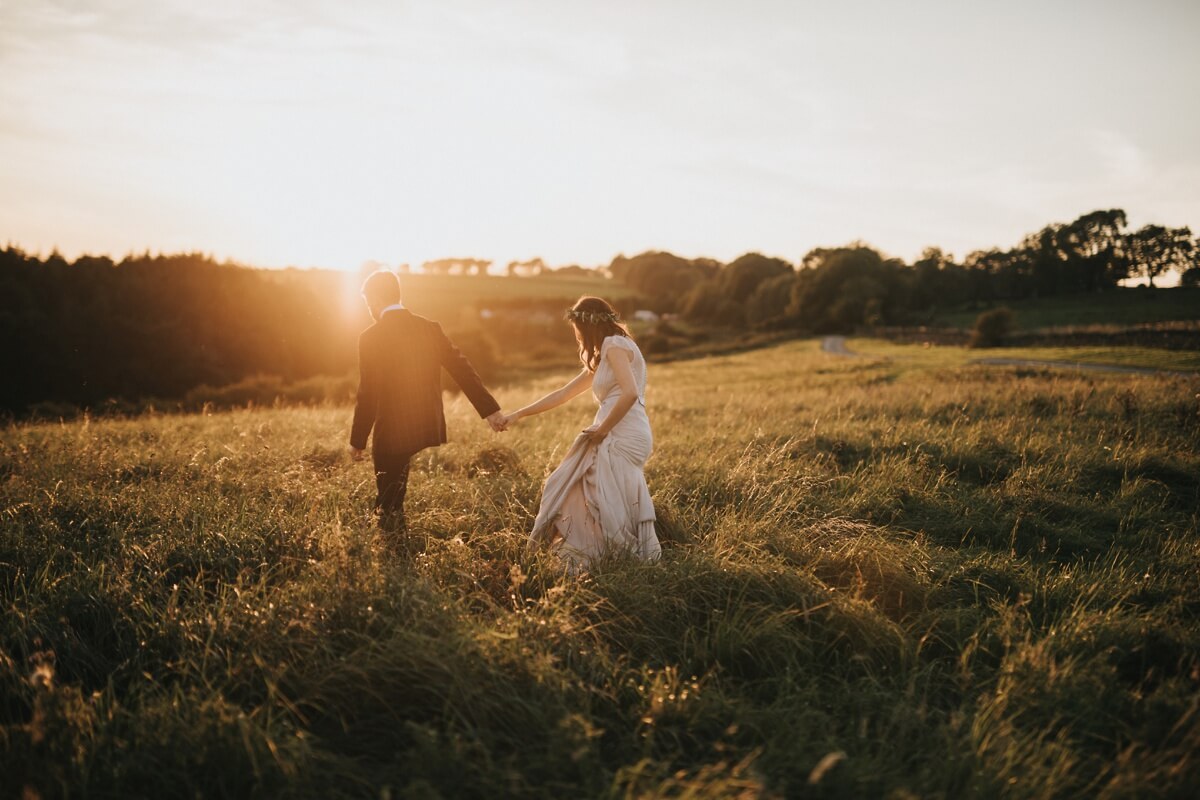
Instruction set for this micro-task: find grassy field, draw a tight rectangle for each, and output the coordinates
[847,338,1200,373]
[931,287,1200,330]
[3,340,1199,798]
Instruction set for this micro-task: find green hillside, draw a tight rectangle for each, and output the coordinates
[932,287,1200,330]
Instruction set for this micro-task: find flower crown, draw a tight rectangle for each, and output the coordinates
[566,308,620,326]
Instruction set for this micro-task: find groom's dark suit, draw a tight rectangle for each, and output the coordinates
[350,308,500,525]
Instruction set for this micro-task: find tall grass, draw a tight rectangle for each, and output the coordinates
[2,340,1198,797]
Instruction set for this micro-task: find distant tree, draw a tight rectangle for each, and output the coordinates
[718,253,793,303]
[507,258,545,277]
[74,254,116,271]
[611,251,718,312]
[911,247,950,309]
[965,248,1030,301]
[550,264,595,277]
[45,248,70,269]
[745,272,797,326]
[422,258,491,276]
[789,245,907,333]
[1060,209,1128,290]
[682,280,741,326]
[1127,225,1194,287]
[1181,237,1200,287]
[607,254,631,282]
[1016,225,1068,296]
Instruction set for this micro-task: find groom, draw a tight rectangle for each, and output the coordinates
[349,270,506,534]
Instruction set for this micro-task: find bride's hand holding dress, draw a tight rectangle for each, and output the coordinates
[579,343,639,443]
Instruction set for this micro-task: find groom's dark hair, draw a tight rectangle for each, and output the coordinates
[362,270,402,309]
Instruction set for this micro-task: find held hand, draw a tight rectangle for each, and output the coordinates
[486,410,508,432]
[348,445,366,462]
[581,424,608,445]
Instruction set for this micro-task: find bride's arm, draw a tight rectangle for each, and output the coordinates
[508,368,593,423]
[583,348,637,442]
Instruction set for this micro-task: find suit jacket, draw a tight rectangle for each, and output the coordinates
[350,309,500,456]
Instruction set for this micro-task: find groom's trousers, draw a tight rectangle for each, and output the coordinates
[373,451,413,531]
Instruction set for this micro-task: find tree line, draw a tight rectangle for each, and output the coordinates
[612,210,1198,333]
[0,249,590,416]
[2,208,1196,415]
[0,250,356,415]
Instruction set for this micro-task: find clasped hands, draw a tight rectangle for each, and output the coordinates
[486,410,518,433]
[485,411,606,444]
[352,412,602,460]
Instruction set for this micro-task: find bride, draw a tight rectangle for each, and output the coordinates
[501,297,661,569]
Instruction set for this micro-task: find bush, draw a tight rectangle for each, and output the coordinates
[654,319,683,337]
[746,273,796,328]
[440,328,499,394]
[183,375,284,408]
[25,400,83,421]
[183,373,356,410]
[969,307,1014,348]
[641,333,671,356]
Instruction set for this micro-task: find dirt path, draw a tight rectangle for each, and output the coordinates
[820,336,1195,377]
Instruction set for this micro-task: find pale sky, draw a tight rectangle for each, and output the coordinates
[2,0,1198,271]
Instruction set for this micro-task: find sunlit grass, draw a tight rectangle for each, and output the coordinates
[848,337,1200,373]
[2,340,1198,797]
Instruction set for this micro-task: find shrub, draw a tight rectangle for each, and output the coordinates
[654,319,683,337]
[969,307,1014,348]
[440,328,499,393]
[25,401,83,421]
[641,333,671,356]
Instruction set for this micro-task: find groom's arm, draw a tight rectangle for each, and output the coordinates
[350,333,378,451]
[436,324,501,419]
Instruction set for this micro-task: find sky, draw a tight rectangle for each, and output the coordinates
[2,0,1198,272]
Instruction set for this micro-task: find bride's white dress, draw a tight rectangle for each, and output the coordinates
[529,335,661,569]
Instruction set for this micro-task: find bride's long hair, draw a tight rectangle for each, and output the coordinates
[567,296,631,373]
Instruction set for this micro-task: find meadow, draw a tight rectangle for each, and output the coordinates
[2,339,1199,798]
[930,288,1200,331]
[846,339,1200,374]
